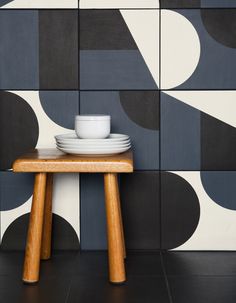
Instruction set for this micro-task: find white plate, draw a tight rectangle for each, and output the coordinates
[57,145,130,155]
[56,142,131,149]
[56,138,130,146]
[56,143,131,150]
[55,133,129,143]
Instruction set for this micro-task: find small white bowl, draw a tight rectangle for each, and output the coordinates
[75,115,111,139]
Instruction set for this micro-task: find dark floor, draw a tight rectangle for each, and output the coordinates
[0,250,236,302]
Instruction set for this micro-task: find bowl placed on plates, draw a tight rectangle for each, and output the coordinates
[75,115,111,139]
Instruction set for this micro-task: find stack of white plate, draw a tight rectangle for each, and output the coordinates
[55,133,131,155]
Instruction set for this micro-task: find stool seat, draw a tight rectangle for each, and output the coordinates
[13,148,133,285]
[13,148,133,173]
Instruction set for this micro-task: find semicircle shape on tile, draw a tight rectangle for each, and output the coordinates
[119,91,159,130]
[1,213,80,250]
[161,171,200,250]
[161,9,201,89]
[0,91,39,170]
[201,9,236,49]
[39,91,79,130]
[201,171,236,211]
[0,173,34,211]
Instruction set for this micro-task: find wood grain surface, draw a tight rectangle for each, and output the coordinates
[13,149,133,173]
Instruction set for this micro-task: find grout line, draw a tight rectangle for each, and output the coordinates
[158,9,162,250]
[78,0,82,252]
[2,169,236,172]
[160,251,174,303]
[3,89,236,91]
[64,277,73,303]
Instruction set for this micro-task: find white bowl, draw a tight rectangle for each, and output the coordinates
[75,115,111,139]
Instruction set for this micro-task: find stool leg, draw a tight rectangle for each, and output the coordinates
[23,173,47,283]
[41,173,53,260]
[104,173,126,284]
[116,182,126,259]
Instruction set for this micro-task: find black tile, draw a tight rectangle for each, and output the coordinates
[73,251,108,277]
[125,252,163,277]
[162,252,236,276]
[160,0,200,8]
[120,172,160,250]
[0,276,71,303]
[40,251,78,278]
[67,275,169,303]
[0,251,77,278]
[168,276,236,303]
[39,10,79,89]
[0,251,24,277]
[80,10,137,50]
[74,252,163,277]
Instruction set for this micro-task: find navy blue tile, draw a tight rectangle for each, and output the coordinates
[80,174,107,250]
[39,91,79,129]
[161,92,200,170]
[0,10,38,89]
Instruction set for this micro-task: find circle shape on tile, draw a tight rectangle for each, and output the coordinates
[0,91,39,170]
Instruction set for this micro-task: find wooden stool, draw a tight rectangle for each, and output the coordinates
[13,149,133,284]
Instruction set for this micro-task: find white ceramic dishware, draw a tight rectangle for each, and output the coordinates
[75,115,111,139]
[56,143,131,150]
[55,133,130,143]
[55,132,131,155]
[57,145,130,155]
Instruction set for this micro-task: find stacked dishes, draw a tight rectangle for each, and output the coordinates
[55,133,131,155]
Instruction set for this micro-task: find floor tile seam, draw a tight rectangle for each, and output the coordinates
[160,252,174,303]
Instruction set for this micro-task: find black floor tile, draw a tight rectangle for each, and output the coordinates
[67,275,170,303]
[0,251,24,277]
[74,251,163,277]
[168,276,236,303]
[0,276,71,303]
[0,251,77,278]
[162,251,236,276]
[40,250,78,277]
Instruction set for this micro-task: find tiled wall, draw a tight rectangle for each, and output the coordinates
[0,0,236,251]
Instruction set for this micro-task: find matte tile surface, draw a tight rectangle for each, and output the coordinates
[169,276,236,303]
[80,91,159,170]
[39,10,78,89]
[67,276,169,303]
[163,252,236,276]
[120,172,160,250]
[0,10,38,89]
[1,251,236,302]
[161,172,200,250]
[80,10,158,90]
